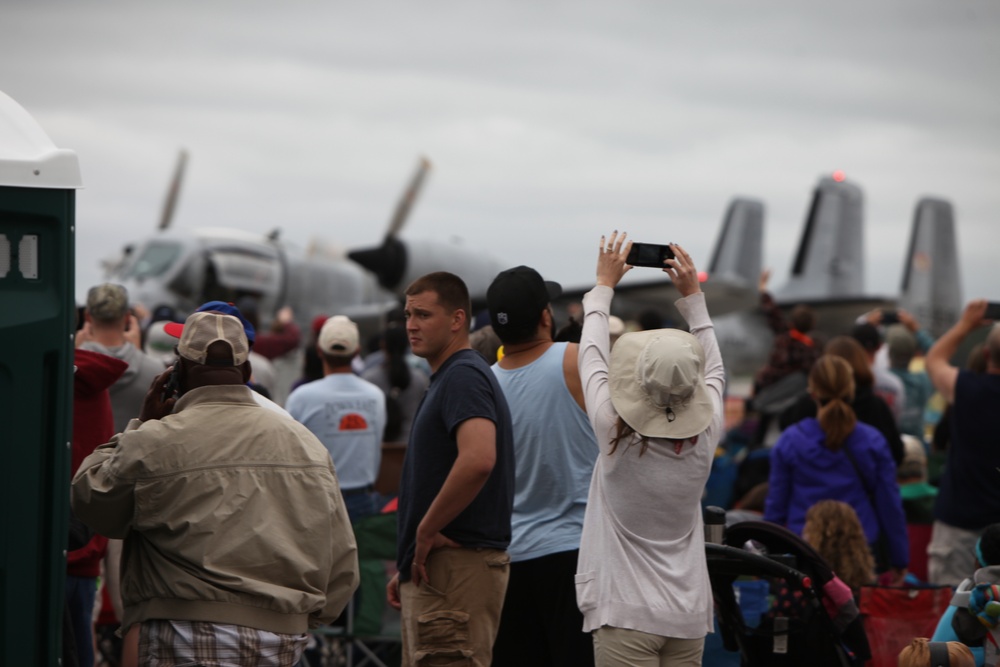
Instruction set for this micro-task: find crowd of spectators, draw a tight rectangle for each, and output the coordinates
[64,242,1000,666]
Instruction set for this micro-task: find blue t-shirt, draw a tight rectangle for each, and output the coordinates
[396,349,514,581]
[935,370,1000,529]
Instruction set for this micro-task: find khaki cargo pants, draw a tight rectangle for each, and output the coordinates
[400,547,510,666]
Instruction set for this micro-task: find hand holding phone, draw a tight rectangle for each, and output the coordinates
[626,242,675,268]
[142,366,180,422]
[880,309,899,326]
[160,368,180,403]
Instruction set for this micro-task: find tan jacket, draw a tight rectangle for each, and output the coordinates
[71,384,359,634]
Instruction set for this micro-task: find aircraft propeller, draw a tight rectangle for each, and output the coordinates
[347,156,432,290]
[158,149,188,232]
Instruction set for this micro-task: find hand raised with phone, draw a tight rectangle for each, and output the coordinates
[663,244,701,298]
[141,366,179,422]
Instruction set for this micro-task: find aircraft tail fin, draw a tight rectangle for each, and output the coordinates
[706,197,764,287]
[898,197,963,337]
[778,176,865,301]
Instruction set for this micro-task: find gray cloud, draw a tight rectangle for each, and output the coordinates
[2,0,998,302]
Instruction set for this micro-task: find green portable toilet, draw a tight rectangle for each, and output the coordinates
[0,90,82,665]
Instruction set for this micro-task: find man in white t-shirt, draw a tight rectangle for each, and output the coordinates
[287,315,386,522]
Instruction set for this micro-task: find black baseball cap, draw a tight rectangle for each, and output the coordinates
[487,266,562,341]
[850,322,881,352]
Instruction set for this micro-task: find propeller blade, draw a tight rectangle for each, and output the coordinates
[348,236,407,291]
[384,156,431,241]
[158,149,188,231]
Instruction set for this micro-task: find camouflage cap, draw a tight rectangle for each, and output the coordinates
[886,324,917,368]
[86,283,129,322]
[176,312,249,367]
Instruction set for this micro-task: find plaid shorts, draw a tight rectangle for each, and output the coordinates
[139,619,308,667]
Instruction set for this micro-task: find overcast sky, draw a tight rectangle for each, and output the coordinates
[3,1,999,304]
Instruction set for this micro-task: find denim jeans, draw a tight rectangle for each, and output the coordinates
[65,575,97,667]
[343,490,381,524]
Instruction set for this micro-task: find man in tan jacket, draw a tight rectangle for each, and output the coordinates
[72,311,358,666]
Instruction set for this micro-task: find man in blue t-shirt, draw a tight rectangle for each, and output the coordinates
[387,271,514,667]
[926,299,1000,586]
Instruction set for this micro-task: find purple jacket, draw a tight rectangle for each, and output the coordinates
[764,418,909,569]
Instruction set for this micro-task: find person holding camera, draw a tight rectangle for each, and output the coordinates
[77,283,164,433]
[575,233,725,666]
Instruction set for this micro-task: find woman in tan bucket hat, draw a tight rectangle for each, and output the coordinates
[574,232,726,667]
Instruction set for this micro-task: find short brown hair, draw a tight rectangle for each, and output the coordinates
[405,272,471,323]
[319,351,354,369]
[824,335,874,388]
[790,304,815,333]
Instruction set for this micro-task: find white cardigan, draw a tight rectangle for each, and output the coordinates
[575,286,725,639]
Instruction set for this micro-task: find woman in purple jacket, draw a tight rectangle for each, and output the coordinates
[764,354,909,585]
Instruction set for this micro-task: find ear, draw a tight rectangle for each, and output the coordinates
[451,308,468,333]
[540,307,553,332]
[241,359,252,384]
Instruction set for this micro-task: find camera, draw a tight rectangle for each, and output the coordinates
[881,309,899,325]
[626,242,675,268]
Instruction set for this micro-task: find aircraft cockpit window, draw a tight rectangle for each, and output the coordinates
[123,242,182,280]
[206,250,279,293]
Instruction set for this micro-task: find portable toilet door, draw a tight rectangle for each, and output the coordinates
[0,89,82,666]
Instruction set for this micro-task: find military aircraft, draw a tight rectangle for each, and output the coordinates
[104,154,510,337]
[106,156,962,385]
[552,172,962,380]
[702,174,963,378]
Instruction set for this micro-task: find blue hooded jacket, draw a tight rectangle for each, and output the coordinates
[764,418,909,569]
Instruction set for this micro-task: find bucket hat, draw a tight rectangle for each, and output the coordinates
[609,328,713,439]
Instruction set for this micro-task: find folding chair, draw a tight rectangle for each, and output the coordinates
[858,584,953,667]
[311,511,401,667]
